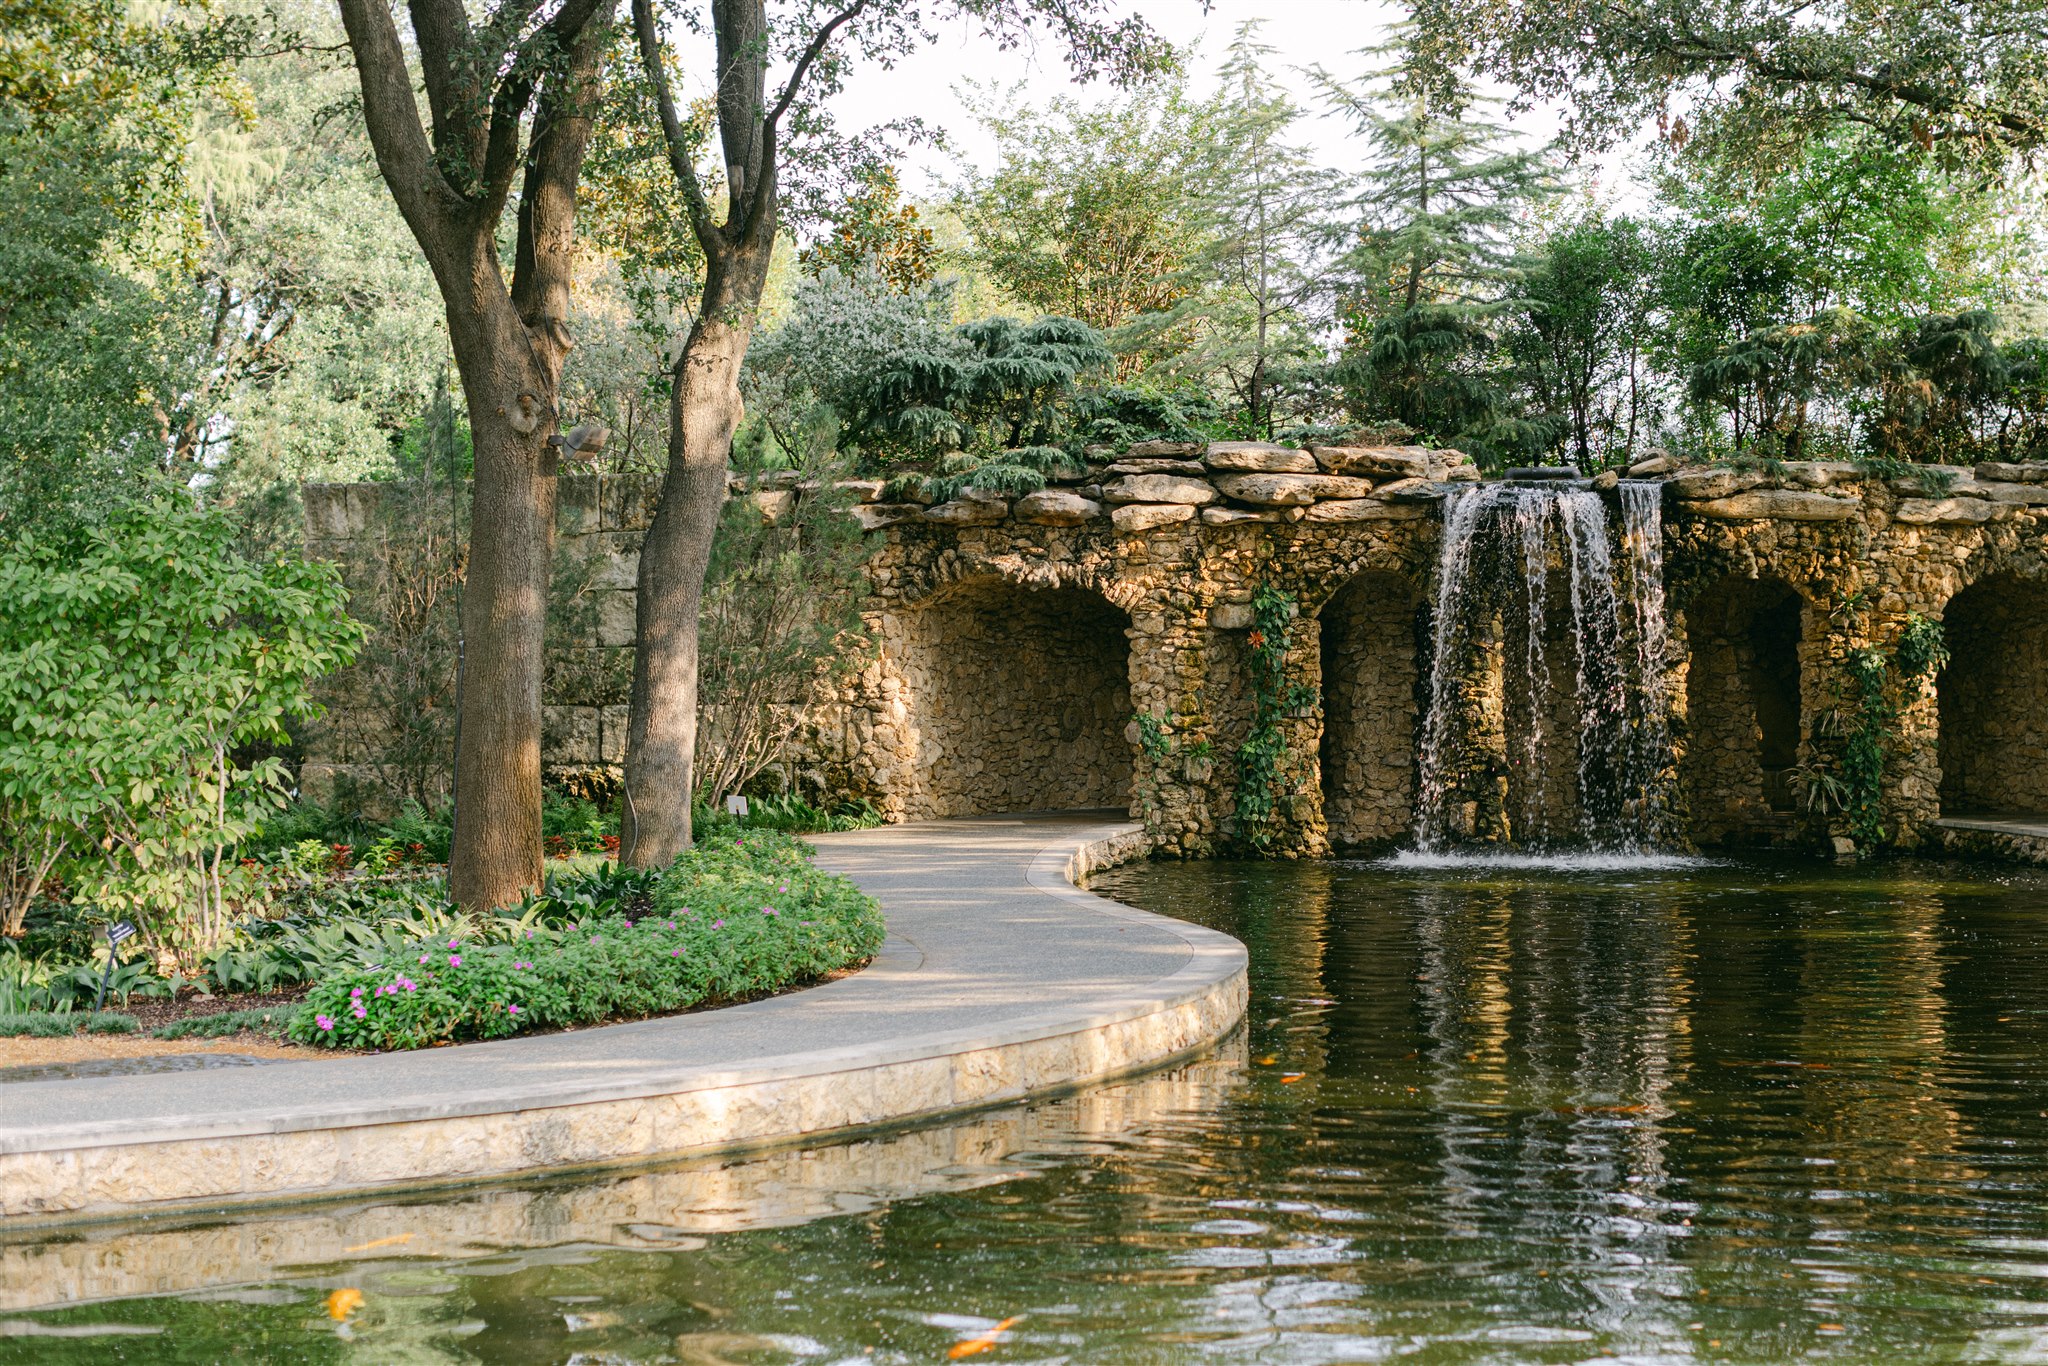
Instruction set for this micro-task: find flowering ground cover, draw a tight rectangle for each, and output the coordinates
[289,831,882,1050]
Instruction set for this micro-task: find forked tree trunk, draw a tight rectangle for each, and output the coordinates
[621,259,766,866]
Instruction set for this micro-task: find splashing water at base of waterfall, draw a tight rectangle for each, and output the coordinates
[1411,480,1678,855]
[1377,847,1712,872]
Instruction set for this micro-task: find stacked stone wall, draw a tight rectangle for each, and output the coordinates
[1319,573,1422,848]
[1678,577,1809,846]
[301,448,2048,858]
[1939,574,2048,815]
[885,581,1133,817]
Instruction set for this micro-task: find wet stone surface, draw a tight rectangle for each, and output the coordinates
[0,1053,284,1086]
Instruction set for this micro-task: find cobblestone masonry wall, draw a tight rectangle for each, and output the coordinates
[1679,577,1809,847]
[304,449,2048,854]
[1939,572,2048,815]
[1319,572,1423,849]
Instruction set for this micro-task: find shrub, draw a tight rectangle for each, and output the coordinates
[0,500,363,954]
[289,831,881,1050]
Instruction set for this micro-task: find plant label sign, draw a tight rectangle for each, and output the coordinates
[105,922,136,949]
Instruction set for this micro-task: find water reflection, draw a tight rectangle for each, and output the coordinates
[6,856,2048,1364]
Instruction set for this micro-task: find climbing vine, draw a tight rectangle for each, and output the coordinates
[1824,612,1949,846]
[1234,584,1314,851]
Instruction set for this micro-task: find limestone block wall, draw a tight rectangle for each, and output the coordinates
[301,474,654,807]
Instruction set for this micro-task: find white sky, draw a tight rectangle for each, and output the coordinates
[811,0,1612,198]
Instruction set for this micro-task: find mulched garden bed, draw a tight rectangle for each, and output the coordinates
[116,985,312,1031]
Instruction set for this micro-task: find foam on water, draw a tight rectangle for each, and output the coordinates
[1376,847,1713,873]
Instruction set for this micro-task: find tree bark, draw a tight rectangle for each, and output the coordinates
[443,293,557,910]
[338,0,610,911]
[622,255,768,866]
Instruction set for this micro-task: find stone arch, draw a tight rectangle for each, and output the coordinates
[1317,570,1425,849]
[1679,575,1809,846]
[1937,571,2048,818]
[892,577,1134,818]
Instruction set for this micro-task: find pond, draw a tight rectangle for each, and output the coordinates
[6,854,2048,1364]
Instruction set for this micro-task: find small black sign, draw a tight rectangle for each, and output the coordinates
[105,922,136,947]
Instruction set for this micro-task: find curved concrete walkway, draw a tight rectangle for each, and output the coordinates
[0,816,1246,1226]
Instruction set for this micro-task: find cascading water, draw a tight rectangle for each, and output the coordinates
[1411,479,1676,853]
[1618,480,1675,838]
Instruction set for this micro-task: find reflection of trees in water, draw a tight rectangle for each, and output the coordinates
[1410,877,1700,1338]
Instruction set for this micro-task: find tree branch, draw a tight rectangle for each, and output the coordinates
[632,0,719,248]
[743,0,873,240]
[336,0,455,249]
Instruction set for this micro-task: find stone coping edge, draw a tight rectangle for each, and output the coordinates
[0,823,1248,1225]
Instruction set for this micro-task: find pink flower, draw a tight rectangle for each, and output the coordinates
[449,954,462,966]
[419,954,430,964]
[315,1014,335,1031]
[350,986,363,998]
[711,918,725,930]
[351,1006,366,1020]
[590,935,601,943]
[624,919,634,929]
[507,1004,521,1016]
[670,948,681,957]
[761,906,778,917]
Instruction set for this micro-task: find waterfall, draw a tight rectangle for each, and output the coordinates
[1412,479,1675,851]
[1618,481,1675,840]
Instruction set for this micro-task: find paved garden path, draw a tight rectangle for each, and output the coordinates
[0,815,1247,1222]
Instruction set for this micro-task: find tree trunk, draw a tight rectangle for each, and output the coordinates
[442,279,559,910]
[621,270,760,867]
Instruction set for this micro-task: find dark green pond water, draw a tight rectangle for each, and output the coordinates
[7,854,2048,1364]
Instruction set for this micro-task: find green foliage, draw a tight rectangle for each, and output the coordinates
[0,0,259,530]
[1068,385,1220,447]
[743,267,963,466]
[1233,585,1315,851]
[1832,613,1950,847]
[1316,28,1557,463]
[289,831,882,1050]
[953,76,1218,343]
[0,501,364,952]
[800,167,938,290]
[694,795,886,837]
[150,1006,296,1040]
[1502,211,1657,467]
[0,1011,139,1038]
[1420,0,2048,176]
[849,316,1116,462]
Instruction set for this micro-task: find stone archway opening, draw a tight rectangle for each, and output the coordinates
[1319,571,1424,850]
[901,580,1133,817]
[1682,576,1806,846]
[1938,573,2048,820]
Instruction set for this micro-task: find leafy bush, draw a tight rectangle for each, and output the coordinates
[290,831,882,1050]
[0,501,363,953]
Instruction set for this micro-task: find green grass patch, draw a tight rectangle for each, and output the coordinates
[290,830,883,1050]
[0,1011,141,1037]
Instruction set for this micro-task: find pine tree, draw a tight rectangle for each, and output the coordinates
[1129,22,1346,435]
[1313,22,1556,459]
